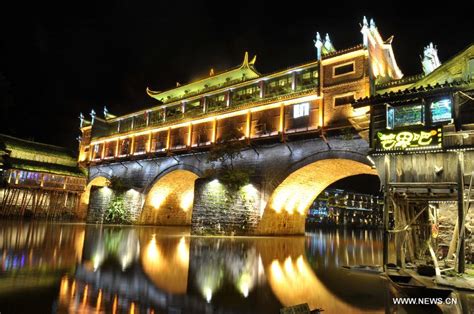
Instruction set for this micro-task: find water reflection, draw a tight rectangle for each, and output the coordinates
[1,222,467,313]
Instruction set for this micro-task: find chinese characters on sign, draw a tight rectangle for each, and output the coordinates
[376,128,442,150]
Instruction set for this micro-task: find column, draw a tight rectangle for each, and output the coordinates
[245,111,251,138]
[457,151,465,273]
[211,119,217,143]
[188,124,192,147]
[166,128,171,150]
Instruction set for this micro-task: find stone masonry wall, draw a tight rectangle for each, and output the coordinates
[191,179,261,235]
[87,186,144,224]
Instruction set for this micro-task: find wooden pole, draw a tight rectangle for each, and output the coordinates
[456,151,465,273]
[383,154,390,270]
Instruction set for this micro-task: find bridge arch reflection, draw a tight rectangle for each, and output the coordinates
[68,226,388,313]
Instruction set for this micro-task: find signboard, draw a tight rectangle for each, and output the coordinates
[376,127,442,151]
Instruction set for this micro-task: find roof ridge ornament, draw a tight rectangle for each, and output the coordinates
[370,18,376,30]
[322,33,336,55]
[313,32,323,60]
[421,42,441,75]
[79,112,84,128]
[242,51,249,68]
[249,54,257,66]
[361,16,369,47]
[90,109,96,125]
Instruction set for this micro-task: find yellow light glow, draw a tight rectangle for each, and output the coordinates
[150,187,170,209]
[60,276,68,297]
[96,289,102,310]
[176,237,189,267]
[145,236,162,261]
[284,257,295,277]
[82,285,88,306]
[180,190,194,211]
[245,111,251,138]
[270,260,285,283]
[279,104,285,132]
[112,295,118,314]
[141,236,190,294]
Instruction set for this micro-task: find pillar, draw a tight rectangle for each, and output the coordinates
[456,151,465,273]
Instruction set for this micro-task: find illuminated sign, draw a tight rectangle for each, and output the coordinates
[376,128,442,151]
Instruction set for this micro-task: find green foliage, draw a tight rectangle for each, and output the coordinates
[207,123,251,190]
[109,176,129,193]
[207,124,246,170]
[104,195,131,224]
[104,229,124,254]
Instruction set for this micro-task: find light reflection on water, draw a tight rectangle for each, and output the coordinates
[0,222,466,313]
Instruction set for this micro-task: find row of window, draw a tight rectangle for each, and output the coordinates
[104,68,320,136]
[91,103,319,160]
[386,98,452,129]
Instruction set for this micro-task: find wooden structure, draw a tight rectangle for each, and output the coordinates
[0,134,87,219]
[353,43,474,273]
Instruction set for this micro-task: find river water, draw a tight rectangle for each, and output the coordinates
[0,222,470,313]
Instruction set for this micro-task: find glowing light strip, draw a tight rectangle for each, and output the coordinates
[89,94,319,146]
[321,50,367,65]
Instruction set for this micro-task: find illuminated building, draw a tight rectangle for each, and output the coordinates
[76,17,406,235]
[78,17,402,165]
[0,134,86,218]
[306,188,383,228]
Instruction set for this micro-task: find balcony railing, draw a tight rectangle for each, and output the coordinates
[94,72,319,139]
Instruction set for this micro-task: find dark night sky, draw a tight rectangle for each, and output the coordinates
[0,1,473,151]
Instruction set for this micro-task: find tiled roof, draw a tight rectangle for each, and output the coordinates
[353,79,470,107]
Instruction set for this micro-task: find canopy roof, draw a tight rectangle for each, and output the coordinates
[147,52,260,103]
[0,134,86,177]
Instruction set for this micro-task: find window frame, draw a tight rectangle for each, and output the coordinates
[332,61,356,78]
[333,92,356,107]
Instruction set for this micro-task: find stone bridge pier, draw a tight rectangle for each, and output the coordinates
[84,136,379,235]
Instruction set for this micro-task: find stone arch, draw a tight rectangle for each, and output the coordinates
[139,167,201,225]
[257,153,379,235]
[78,176,110,219]
[142,163,204,195]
